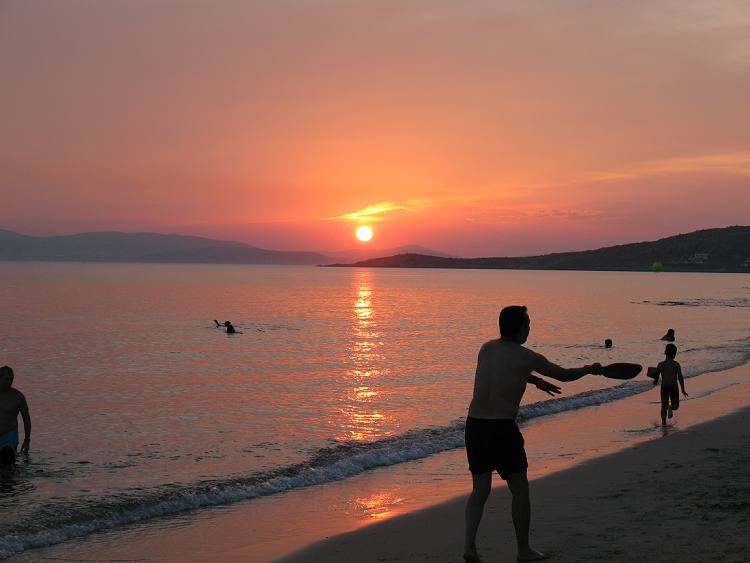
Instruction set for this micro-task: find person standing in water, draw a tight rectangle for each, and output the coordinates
[463,306,602,563]
[0,366,31,464]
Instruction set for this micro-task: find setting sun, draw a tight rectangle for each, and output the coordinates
[356,226,374,242]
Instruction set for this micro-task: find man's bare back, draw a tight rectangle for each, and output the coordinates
[469,339,599,420]
[0,388,28,436]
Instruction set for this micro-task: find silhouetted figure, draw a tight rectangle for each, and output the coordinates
[651,344,688,426]
[0,366,31,460]
[661,328,675,341]
[463,306,602,563]
[214,320,239,333]
[604,338,613,348]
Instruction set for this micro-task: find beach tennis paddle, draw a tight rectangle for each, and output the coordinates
[601,362,642,380]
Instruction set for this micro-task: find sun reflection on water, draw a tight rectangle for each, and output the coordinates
[337,270,395,442]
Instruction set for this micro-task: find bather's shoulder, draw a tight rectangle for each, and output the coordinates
[0,388,25,406]
[522,347,550,367]
[478,339,501,357]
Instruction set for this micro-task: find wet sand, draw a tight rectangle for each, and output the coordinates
[10,365,750,562]
[279,388,750,562]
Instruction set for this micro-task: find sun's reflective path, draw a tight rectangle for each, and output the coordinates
[337,269,395,442]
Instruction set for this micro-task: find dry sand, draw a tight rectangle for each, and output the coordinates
[278,404,750,563]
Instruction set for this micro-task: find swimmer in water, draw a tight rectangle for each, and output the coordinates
[661,328,675,341]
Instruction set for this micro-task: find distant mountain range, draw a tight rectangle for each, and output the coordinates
[0,230,331,265]
[0,230,453,266]
[330,227,750,273]
[2,227,747,272]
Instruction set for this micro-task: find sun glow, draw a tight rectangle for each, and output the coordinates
[356,225,374,242]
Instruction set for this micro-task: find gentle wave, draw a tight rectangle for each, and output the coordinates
[2,345,749,560]
[638,298,750,308]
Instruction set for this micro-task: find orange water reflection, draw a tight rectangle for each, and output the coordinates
[337,270,395,442]
[352,491,405,520]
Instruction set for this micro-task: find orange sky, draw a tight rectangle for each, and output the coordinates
[1,1,749,256]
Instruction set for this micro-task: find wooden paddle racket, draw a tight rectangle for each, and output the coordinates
[601,362,643,380]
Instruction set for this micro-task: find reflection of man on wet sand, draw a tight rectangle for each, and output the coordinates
[464,306,602,563]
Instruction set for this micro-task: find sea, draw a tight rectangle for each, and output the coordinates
[0,263,748,561]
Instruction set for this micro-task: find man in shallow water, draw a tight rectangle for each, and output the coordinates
[0,366,31,465]
[464,306,602,563]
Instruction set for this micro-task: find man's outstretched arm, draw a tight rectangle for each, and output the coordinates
[532,353,602,382]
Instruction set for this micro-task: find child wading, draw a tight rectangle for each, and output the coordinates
[651,344,688,426]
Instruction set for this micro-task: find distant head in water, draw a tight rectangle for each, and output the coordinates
[661,328,675,341]
[604,339,613,348]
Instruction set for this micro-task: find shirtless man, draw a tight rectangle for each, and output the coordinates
[464,306,602,563]
[0,366,31,462]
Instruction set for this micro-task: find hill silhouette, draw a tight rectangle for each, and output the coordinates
[0,230,332,265]
[329,227,750,273]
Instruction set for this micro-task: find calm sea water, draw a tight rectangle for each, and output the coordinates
[0,263,748,559]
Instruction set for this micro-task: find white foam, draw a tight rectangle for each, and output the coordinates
[2,343,749,560]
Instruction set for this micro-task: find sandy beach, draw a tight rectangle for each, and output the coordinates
[280,392,750,562]
[9,363,750,563]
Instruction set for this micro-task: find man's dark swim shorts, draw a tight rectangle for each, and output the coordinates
[660,386,680,410]
[465,417,528,479]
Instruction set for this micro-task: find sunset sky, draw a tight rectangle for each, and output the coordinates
[1,1,749,256]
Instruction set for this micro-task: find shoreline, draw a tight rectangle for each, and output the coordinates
[279,390,750,562]
[9,363,750,562]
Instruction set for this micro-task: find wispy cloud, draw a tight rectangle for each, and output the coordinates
[583,150,750,184]
[332,202,413,222]
[317,149,750,227]
[328,192,610,227]
[458,203,609,222]
[331,194,530,223]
